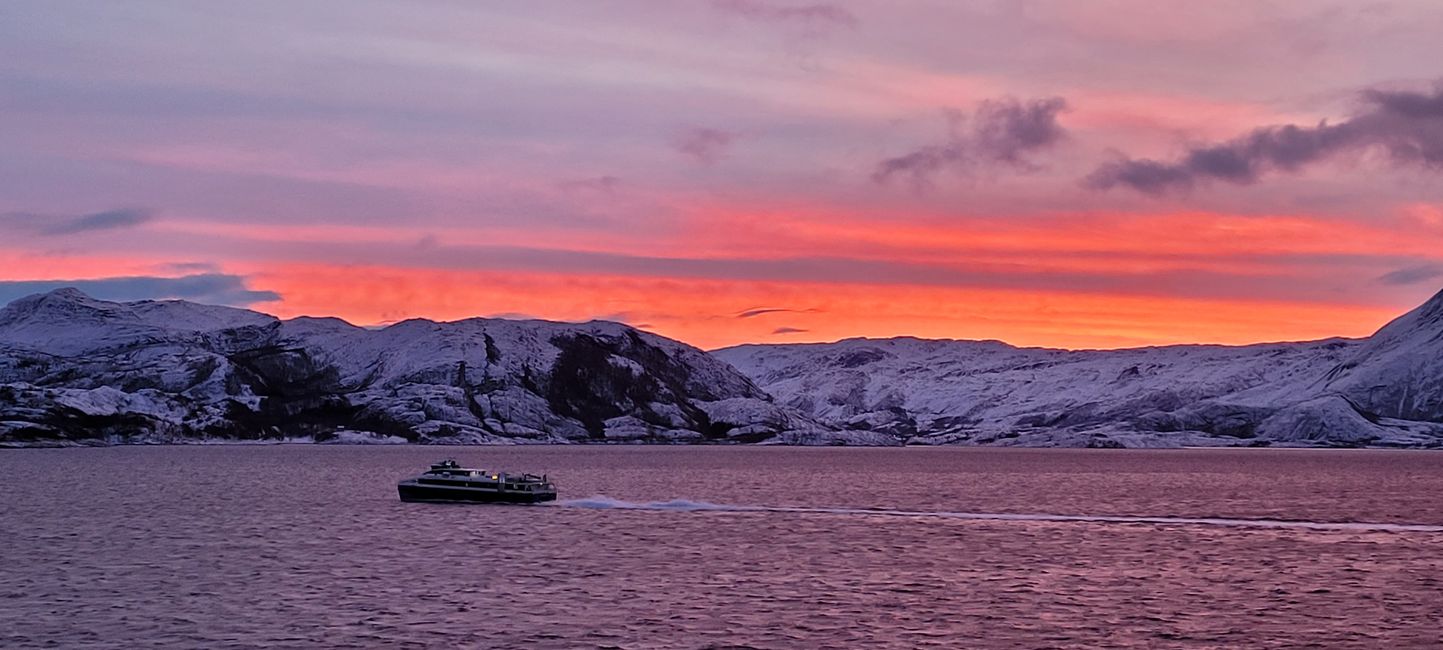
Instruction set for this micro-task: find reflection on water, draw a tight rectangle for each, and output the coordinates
[2,446,1442,648]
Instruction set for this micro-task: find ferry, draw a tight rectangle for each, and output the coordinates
[397,459,558,504]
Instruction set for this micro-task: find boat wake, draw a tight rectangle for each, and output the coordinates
[554,496,1443,533]
[560,496,742,512]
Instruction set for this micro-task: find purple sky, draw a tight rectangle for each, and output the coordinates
[3,1,1443,348]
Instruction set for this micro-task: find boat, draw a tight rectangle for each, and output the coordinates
[397,459,558,504]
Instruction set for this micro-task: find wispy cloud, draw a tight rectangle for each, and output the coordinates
[873,97,1069,188]
[558,176,622,193]
[594,311,641,324]
[0,273,280,307]
[736,306,818,318]
[1086,84,1443,194]
[163,261,221,273]
[673,127,740,164]
[2,207,154,236]
[710,0,857,27]
[486,311,543,321]
[1378,263,1443,286]
[772,326,808,334]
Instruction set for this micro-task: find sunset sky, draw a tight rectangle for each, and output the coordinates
[3,1,1443,349]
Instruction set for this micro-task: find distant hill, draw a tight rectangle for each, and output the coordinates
[715,288,1443,449]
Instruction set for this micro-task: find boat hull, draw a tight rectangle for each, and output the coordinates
[397,482,557,504]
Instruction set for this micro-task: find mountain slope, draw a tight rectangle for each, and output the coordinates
[0,288,275,355]
[715,290,1443,448]
[0,289,827,446]
[1321,288,1443,423]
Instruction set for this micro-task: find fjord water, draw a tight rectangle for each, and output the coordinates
[3,447,1442,648]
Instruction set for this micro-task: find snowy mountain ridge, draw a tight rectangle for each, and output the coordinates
[714,288,1443,448]
[0,289,837,446]
[2,287,1442,448]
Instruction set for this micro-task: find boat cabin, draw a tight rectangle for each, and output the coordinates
[414,459,553,493]
[399,459,557,504]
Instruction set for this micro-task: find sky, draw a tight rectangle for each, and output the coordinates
[3,0,1443,350]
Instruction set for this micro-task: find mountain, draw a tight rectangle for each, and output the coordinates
[714,289,1443,448]
[1320,289,1443,424]
[5,287,1442,448]
[0,289,842,446]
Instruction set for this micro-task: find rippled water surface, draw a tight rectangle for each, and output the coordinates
[3,446,1443,648]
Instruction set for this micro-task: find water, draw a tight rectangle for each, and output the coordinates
[3,446,1442,648]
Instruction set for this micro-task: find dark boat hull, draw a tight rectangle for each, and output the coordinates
[397,482,557,504]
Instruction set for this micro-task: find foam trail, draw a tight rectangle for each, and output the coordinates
[554,496,1443,533]
[560,496,760,512]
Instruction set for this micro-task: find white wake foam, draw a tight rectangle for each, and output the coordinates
[560,496,753,512]
[553,496,1443,533]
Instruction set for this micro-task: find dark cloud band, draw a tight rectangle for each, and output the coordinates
[874,97,1069,187]
[1086,85,1443,194]
[0,273,280,308]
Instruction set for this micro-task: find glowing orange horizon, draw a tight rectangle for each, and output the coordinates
[6,2,1443,356]
[1,201,1436,351]
[244,263,1402,351]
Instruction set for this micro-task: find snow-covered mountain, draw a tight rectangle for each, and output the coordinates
[5,287,1442,448]
[715,288,1443,448]
[0,289,832,446]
